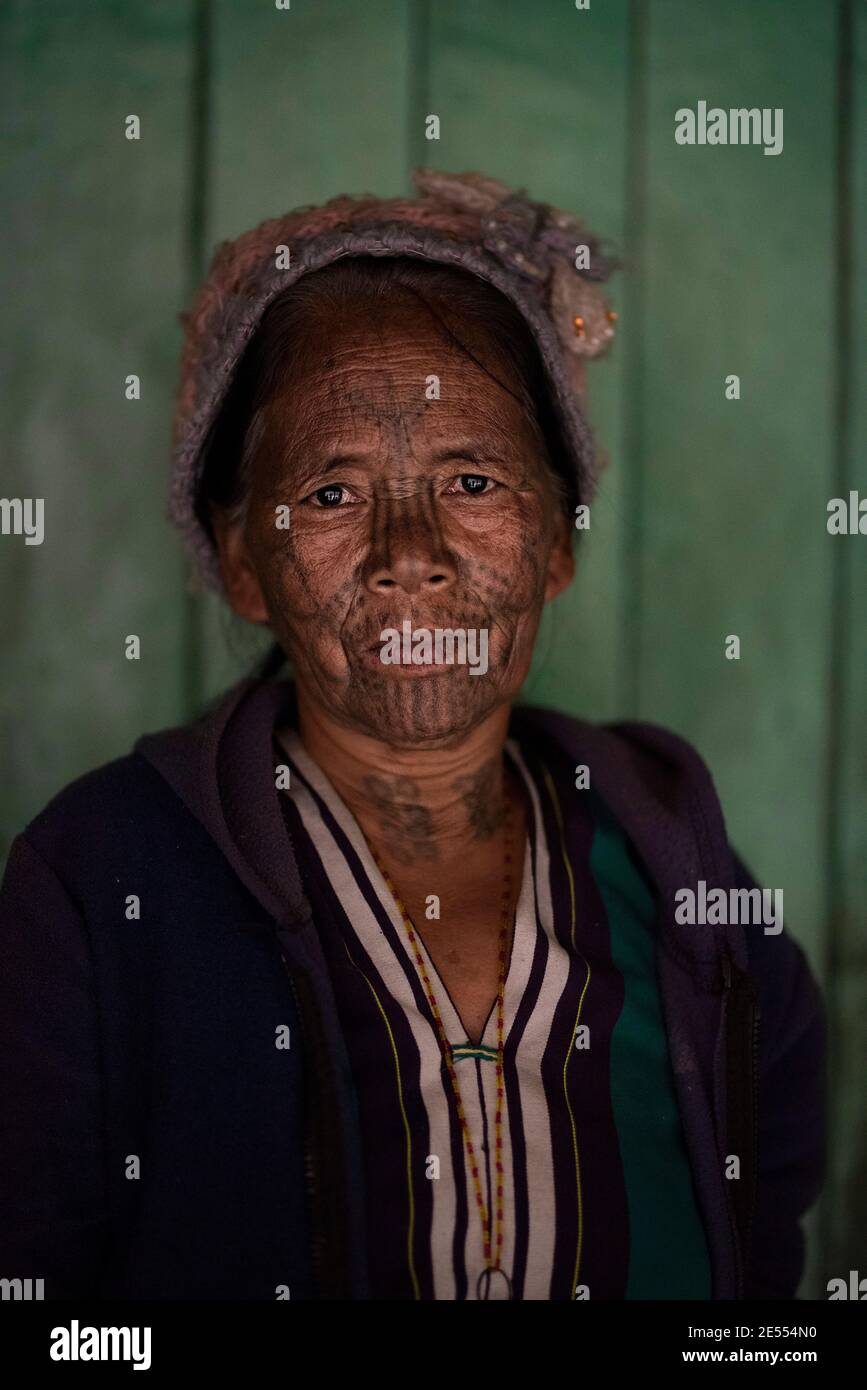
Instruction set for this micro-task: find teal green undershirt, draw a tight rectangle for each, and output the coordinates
[588,792,712,1300]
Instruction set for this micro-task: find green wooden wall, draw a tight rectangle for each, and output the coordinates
[1,0,864,1298]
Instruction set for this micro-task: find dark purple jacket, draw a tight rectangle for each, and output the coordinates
[0,676,826,1300]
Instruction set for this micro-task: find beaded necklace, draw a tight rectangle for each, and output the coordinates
[368,793,516,1300]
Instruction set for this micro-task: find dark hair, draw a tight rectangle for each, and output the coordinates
[196,255,577,536]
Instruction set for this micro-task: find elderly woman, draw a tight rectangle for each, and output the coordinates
[0,170,824,1302]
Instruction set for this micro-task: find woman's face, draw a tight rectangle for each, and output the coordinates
[214,297,575,745]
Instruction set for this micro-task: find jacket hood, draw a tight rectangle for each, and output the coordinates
[135,675,747,991]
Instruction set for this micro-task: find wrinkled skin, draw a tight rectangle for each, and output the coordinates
[214,296,574,749]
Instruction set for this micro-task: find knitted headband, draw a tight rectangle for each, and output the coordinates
[169,168,619,593]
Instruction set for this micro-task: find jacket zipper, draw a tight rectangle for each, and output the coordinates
[281,953,326,1297]
[747,986,761,1275]
[721,949,761,1299]
[720,952,743,1298]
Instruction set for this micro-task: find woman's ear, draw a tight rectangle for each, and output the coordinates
[209,506,270,624]
[543,509,576,603]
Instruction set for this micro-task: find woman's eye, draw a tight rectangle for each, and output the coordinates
[309,484,350,508]
[451,474,496,496]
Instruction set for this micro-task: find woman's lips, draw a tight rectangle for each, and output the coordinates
[361,627,464,675]
[358,645,458,675]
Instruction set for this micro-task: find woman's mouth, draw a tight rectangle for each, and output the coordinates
[360,621,491,678]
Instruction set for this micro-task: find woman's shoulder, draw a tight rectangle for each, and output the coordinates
[515,702,824,1027]
[7,741,203,902]
[512,702,722,823]
[13,677,255,873]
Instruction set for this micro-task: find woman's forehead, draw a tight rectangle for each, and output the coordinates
[264,314,534,434]
[265,357,539,463]
[294,299,523,382]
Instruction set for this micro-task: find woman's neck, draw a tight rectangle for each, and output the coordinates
[295,683,517,868]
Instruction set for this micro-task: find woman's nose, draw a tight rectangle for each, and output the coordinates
[365,549,457,596]
[363,486,458,596]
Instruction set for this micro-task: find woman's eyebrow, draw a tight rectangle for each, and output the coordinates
[319,454,369,473]
[429,445,513,466]
[278,451,369,485]
[295,445,514,474]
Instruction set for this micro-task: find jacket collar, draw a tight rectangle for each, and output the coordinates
[513,706,745,989]
[136,674,309,930]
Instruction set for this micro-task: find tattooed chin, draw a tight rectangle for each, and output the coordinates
[342,662,503,744]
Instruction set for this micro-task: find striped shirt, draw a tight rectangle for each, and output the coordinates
[275,722,711,1301]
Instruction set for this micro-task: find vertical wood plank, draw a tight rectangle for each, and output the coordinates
[825,0,867,1288]
[636,0,837,975]
[0,0,195,859]
[426,0,632,721]
[635,0,839,1295]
